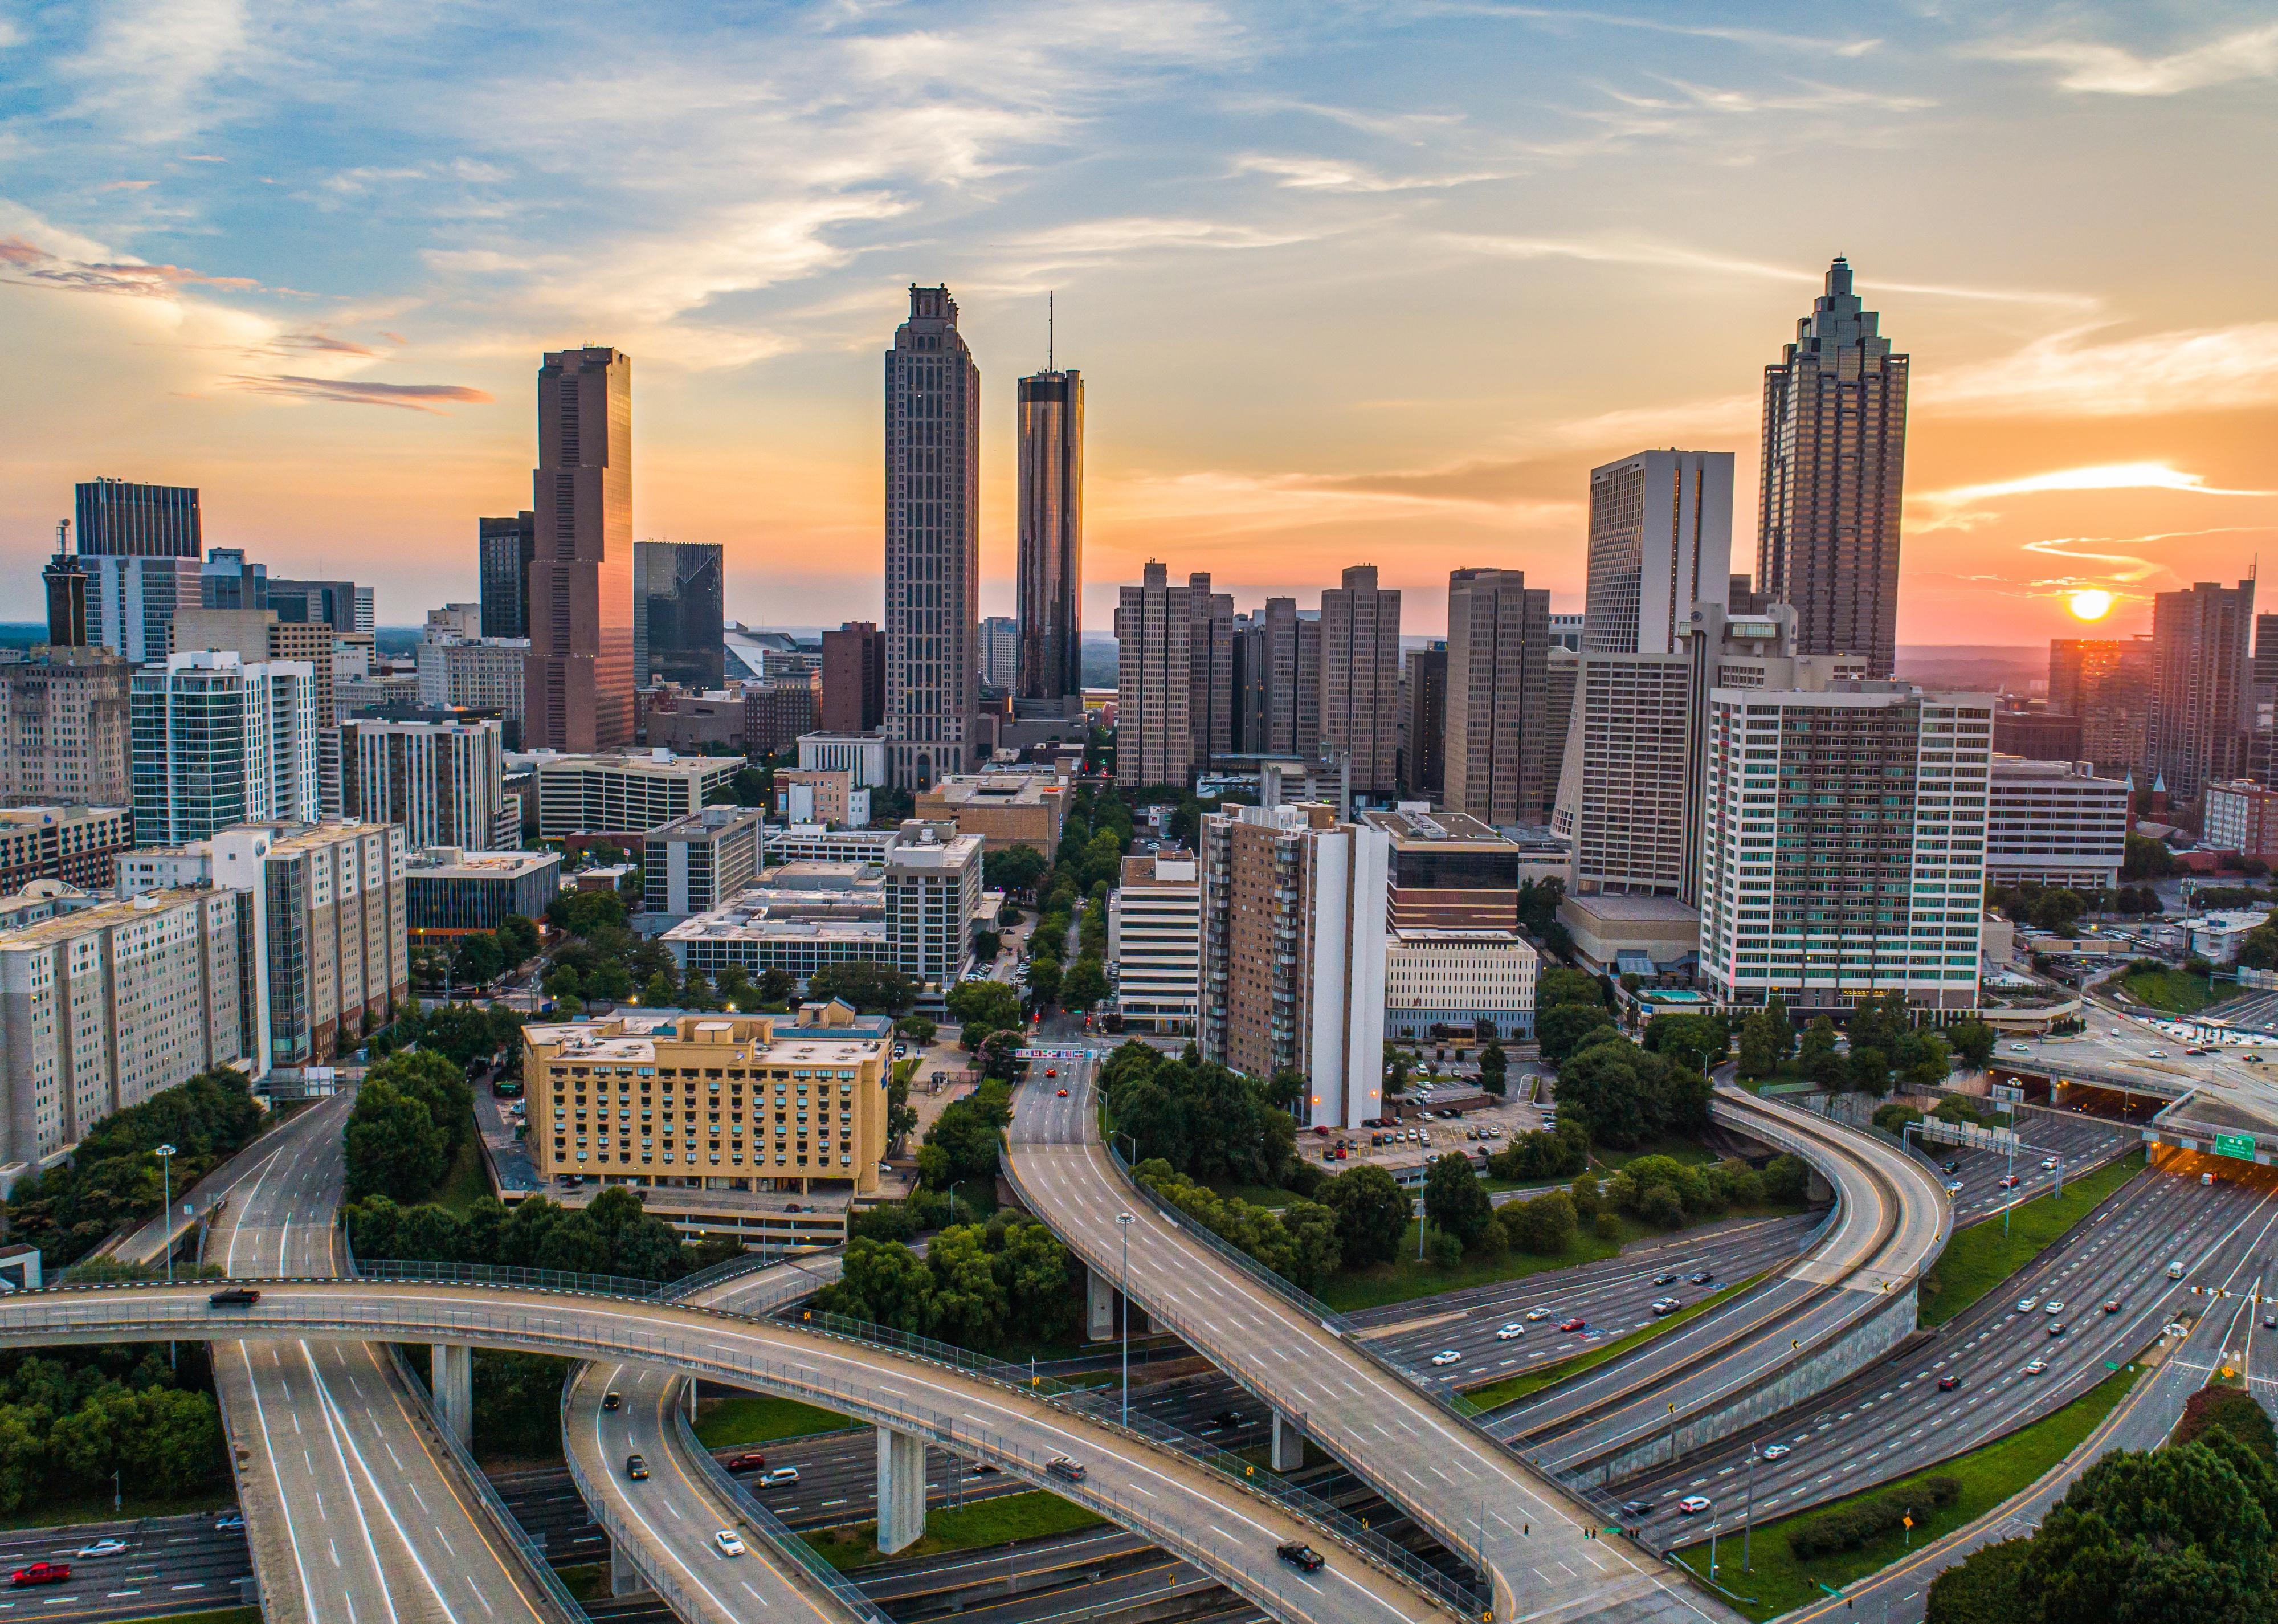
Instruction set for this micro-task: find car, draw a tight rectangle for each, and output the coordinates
[1689,1270,1715,1286]
[602,1390,623,1411]
[1946,1180,1965,1194]
[1652,1272,1677,1286]
[2008,1044,2032,1055]
[2265,1313,2277,1331]
[1619,1499,1654,1517]
[2024,1358,2048,1376]
[1525,1307,1552,1322]
[971,1462,1000,1475]
[2103,1299,2123,1314]
[1496,1323,1525,1340]
[2045,1300,2064,1315]
[9,1564,68,1587]
[2048,1322,2066,1337]
[2016,1297,2038,1313]
[1999,1175,2022,1190]
[726,1452,765,1472]
[1208,1409,1246,1430]
[1558,1317,1586,1333]
[1046,1455,1087,1483]
[1942,1160,1962,1174]
[1938,1374,1962,1392]
[785,1203,803,1214]
[1276,1541,1326,1573]
[713,1529,746,1557]
[758,1466,800,1487]
[1430,1349,1463,1366]
[1651,1297,1682,1316]
[624,1454,648,1480]
[1044,1068,1057,1078]
[1759,1443,1790,1461]
[2040,1157,2060,1171]
[214,1512,246,1532]
[1056,1088,1068,1097]
[209,1286,260,1308]
[1313,1124,1333,1137]
[1677,1496,1712,1515]
[76,1539,126,1559]
[2149,1050,2170,1059]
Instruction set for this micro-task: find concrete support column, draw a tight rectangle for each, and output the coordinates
[608,1535,647,1597]
[1087,1266,1117,1342]
[428,1344,472,1449]
[1270,1409,1304,1472]
[875,1426,928,1554]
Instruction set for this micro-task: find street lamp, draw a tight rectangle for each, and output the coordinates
[1117,1213,1135,1427]
[154,1144,177,1370]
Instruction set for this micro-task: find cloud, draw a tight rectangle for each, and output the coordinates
[97,180,157,192]
[0,234,260,296]
[1911,463,2278,533]
[264,330,379,358]
[2021,528,2278,588]
[1978,22,2278,96]
[224,374,493,413]
[1607,75,1933,117]
[58,0,251,143]
[1231,154,1505,192]
[1450,5,1880,58]
[180,154,227,163]
[1924,321,2278,418]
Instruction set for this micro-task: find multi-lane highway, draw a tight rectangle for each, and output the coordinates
[0,1513,251,1624]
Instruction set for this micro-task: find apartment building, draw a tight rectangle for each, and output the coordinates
[1360,809,1537,1039]
[130,651,320,844]
[340,717,509,851]
[1986,756,2130,891]
[774,770,867,829]
[644,806,765,919]
[417,634,528,744]
[0,648,132,809]
[0,807,135,893]
[1109,850,1200,1035]
[2204,780,2278,866]
[533,751,739,840]
[884,826,983,998]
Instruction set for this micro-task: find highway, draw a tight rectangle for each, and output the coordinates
[1005,1052,1740,1624]
[0,1513,251,1624]
[1937,1109,2134,1225]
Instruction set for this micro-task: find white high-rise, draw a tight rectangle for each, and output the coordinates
[1582,450,1733,658]
[130,651,319,844]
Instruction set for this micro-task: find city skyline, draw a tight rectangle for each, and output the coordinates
[6,6,2276,644]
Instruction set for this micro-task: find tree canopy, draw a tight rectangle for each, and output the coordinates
[806,959,920,1015]
[1095,1041,1296,1185]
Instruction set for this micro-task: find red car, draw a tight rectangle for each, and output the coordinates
[1557,1318,1586,1333]
[10,1564,67,1588]
[1937,1374,1962,1392]
[725,1452,765,1472]
[1056,1088,1069,1097]
[1044,1068,1057,1078]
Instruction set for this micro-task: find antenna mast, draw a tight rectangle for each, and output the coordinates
[55,519,69,556]
[1048,291,1054,372]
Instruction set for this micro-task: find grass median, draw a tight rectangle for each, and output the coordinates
[1918,1151,2145,1327]
[695,1394,857,1447]
[802,1490,1105,1569]
[1460,1272,1769,1411]
[1670,1360,2140,1620]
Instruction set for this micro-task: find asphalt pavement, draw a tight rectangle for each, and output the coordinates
[0,1514,250,1624]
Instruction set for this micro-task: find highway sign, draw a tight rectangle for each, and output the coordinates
[2216,1132,2258,1162]
[1991,1083,2024,1105]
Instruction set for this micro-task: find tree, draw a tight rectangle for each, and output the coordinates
[1949,1018,1997,1070]
[758,968,795,1007]
[1062,956,1111,1011]
[834,1237,939,1333]
[806,960,920,1015]
[945,978,1022,1041]
[1846,1045,1891,1095]
[344,1079,449,1201]
[1645,1013,1728,1076]
[1925,1537,2030,1624]
[1763,1153,1810,1204]
[546,889,626,936]
[1322,1165,1412,1267]
[2173,1382,2278,1462]
[724,766,769,807]
[1538,967,1603,1010]
[1538,1001,1618,1064]
[1422,1153,1495,1250]
[972,929,1003,962]
[1477,1041,1508,1096]
[2121,834,2177,880]
[985,844,1049,896]
[1507,1189,1577,1255]
[1383,1045,1411,1096]
[1800,1017,1844,1086]
[896,1015,937,1046]
[2029,887,2088,936]
[642,970,677,1007]
[1024,956,1063,1007]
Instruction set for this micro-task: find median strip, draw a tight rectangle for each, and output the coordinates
[1462,1272,1770,1412]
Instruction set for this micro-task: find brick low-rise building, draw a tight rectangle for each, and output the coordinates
[0,806,134,893]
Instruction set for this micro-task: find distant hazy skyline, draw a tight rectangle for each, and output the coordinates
[5,2,2275,643]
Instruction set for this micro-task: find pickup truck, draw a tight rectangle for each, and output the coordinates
[9,1563,68,1587]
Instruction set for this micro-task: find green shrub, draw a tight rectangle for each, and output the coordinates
[1788,1476,1959,1559]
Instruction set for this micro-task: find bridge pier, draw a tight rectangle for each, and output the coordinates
[1087,1266,1116,1341]
[608,1535,648,1597]
[429,1343,473,1448]
[876,1425,927,1554]
[1270,1409,1304,1472]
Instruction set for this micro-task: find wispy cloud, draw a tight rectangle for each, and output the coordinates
[1978,22,2278,96]
[1925,321,2278,418]
[1913,463,2276,534]
[58,0,250,143]
[0,232,259,295]
[97,179,156,192]
[1447,4,1880,58]
[224,374,493,413]
[1231,153,1503,192]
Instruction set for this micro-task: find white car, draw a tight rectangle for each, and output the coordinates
[713,1529,746,1557]
[1430,1349,1463,1366]
[1525,1307,1552,1322]
[2045,1300,2064,1315]
[2016,1297,2038,1313]
[2040,1157,2060,1171]
[76,1539,126,1559]
[2024,1358,2048,1376]
[2007,1044,2032,1054]
[1677,1496,1712,1515]
[1496,1323,1525,1340]
[1759,1443,1791,1461]
[757,1466,800,1487]
[2149,1050,2170,1059]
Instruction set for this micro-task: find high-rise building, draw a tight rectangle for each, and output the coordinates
[884,287,981,790]
[632,541,725,690]
[340,717,509,850]
[42,554,88,648]
[820,622,886,734]
[1583,450,1733,657]
[2050,636,2156,782]
[1231,612,1268,754]
[526,346,635,753]
[2206,780,2278,866]
[88,555,203,662]
[0,648,132,808]
[75,479,201,558]
[1697,680,1991,1015]
[0,806,135,893]
[979,616,1020,689]
[643,805,765,919]
[199,548,268,611]
[1757,258,1910,677]
[1546,611,1585,654]
[1727,574,1771,616]
[415,633,527,742]
[1115,563,1194,789]
[884,825,982,995]
[1015,366,1083,706]
[1109,848,1200,1036]
[480,512,537,639]
[1197,802,1387,1129]
[1986,756,2129,891]
[1317,565,1402,797]
[266,577,372,634]
[1258,597,1320,760]
[1442,568,1555,826]
[130,651,320,844]
[2149,579,2255,810]
[1402,644,1448,800]
[1187,573,1235,768]
[533,752,739,840]
[1366,810,1540,1043]
[169,607,340,740]
[1993,709,2084,763]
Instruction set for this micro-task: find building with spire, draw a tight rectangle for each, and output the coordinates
[1015,303,1083,712]
[525,346,635,752]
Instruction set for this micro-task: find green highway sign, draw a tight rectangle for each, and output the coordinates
[2216,1132,2258,1162]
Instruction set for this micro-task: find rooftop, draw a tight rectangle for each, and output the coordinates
[1562,893,1702,924]
[522,1013,883,1066]
[405,848,562,880]
[1361,808,1510,847]
[0,886,219,946]
[920,773,1068,806]
[648,805,766,841]
[1121,851,1198,887]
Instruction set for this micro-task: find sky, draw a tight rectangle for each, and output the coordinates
[5,2,2276,645]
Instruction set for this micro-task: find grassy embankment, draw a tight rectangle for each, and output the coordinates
[803,1491,1104,1569]
[1918,1152,2145,1327]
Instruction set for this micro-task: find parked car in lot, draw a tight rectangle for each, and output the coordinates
[1276,1541,1325,1572]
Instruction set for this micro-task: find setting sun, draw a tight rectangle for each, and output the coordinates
[2068,588,2116,621]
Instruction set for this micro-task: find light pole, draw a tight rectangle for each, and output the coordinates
[154,1144,177,1370]
[1742,1445,1756,1572]
[1117,1213,1134,1427]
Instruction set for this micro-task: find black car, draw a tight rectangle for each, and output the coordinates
[1652,1272,1677,1286]
[1046,1455,1086,1483]
[1942,1160,1961,1174]
[602,1390,623,1411]
[1276,1541,1326,1573]
[624,1454,648,1481]
[1208,1409,1246,1431]
[1689,1270,1715,1286]
[208,1287,260,1308]
[1619,1500,1653,1517]
[1938,1374,1962,1392]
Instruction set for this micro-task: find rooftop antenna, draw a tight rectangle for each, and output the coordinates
[55,519,70,556]
[1047,291,1054,372]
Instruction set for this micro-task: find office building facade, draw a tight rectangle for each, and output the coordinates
[480,512,536,639]
[2049,636,2155,782]
[884,287,982,789]
[75,479,201,558]
[2149,579,2255,809]
[527,346,636,752]
[1109,850,1200,1035]
[1583,450,1734,656]
[633,541,725,690]
[1016,367,1084,706]
[404,848,562,937]
[2207,780,2278,866]
[89,554,204,663]
[1443,567,1556,826]
[130,652,319,844]
[644,806,765,919]
[1993,710,2084,764]
[533,752,738,840]
[1401,644,1448,801]
[1986,756,2129,890]
[798,731,889,789]
[0,648,132,809]
[979,616,1020,689]
[417,634,528,741]
[340,718,509,850]
[820,622,885,734]
[43,554,88,647]
[266,578,372,635]
[883,826,982,995]
[0,806,134,894]
[1317,565,1402,798]
[1757,258,1910,677]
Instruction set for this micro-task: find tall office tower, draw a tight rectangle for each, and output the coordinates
[2050,636,2156,782]
[1114,562,1194,788]
[0,648,132,807]
[266,577,370,634]
[884,286,981,789]
[632,541,725,689]
[1402,644,1448,799]
[89,555,203,662]
[415,634,528,742]
[1361,809,1539,1042]
[1187,572,1235,768]
[75,479,201,557]
[1697,679,1991,1015]
[480,512,537,638]
[1260,597,1320,758]
[1231,613,1268,754]
[1582,451,1733,656]
[1758,257,1910,676]
[979,616,1020,689]
[1317,565,1402,797]
[1197,801,1387,1129]
[526,345,635,753]
[820,621,887,733]
[130,651,319,844]
[43,554,88,647]
[199,548,267,610]
[2256,613,2278,692]
[1015,366,1083,707]
[340,717,507,850]
[2148,579,2255,810]
[1727,574,1771,616]
[1443,568,1555,826]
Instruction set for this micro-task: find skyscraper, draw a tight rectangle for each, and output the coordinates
[199,548,268,610]
[263,577,370,634]
[1187,572,1235,768]
[0,648,132,807]
[1758,258,1910,676]
[75,479,202,558]
[480,512,536,638]
[632,541,725,690]
[1259,597,1319,759]
[88,555,205,663]
[1583,450,1733,656]
[1442,568,1555,826]
[2050,636,2155,782]
[340,717,508,850]
[2149,579,2255,809]
[1115,563,1194,789]
[1015,366,1083,708]
[1317,565,1403,797]
[526,346,635,752]
[820,621,887,733]
[979,615,1020,688]
[130,651,319,843]
[43,554,88,647]
[884,287,982,789]
[1401,643,1447,800]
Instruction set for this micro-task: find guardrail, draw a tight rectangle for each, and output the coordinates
[557,1374,725,1624]
[666,1247,797,1301]
[388,1345,596,1624]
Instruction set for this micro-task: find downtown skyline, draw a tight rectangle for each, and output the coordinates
[4,2,2276,644]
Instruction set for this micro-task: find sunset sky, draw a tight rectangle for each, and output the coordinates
[5,1,2276,643]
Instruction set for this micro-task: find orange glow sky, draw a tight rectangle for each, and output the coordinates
[5,3,2276,644]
